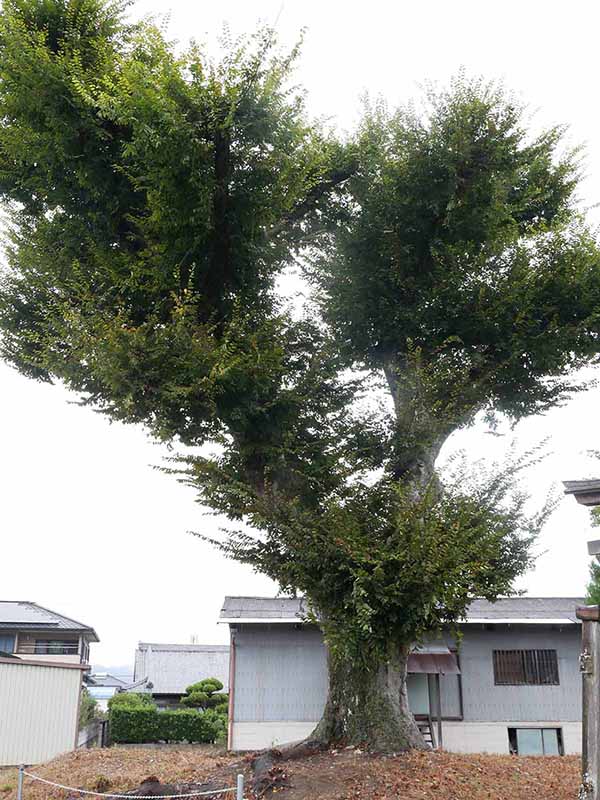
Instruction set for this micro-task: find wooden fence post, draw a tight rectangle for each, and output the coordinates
[577,605,600,800]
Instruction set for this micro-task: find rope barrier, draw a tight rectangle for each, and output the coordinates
[20,771,242,800]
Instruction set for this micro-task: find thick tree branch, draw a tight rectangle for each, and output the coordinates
[266,162,356,241]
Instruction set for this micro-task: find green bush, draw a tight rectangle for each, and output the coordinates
[79,688,99,730]
[108,692,155,711]
[180,691,209,707]
[109,707,161,743]
[205,692,229,709]
[185,679,223,694]
[109,706,227,744]
[180,678,228,711]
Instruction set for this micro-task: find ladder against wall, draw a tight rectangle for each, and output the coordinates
[416,716,437,749]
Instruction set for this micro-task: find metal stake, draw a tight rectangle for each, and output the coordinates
[236,773,244,800]
[17,765,24,800]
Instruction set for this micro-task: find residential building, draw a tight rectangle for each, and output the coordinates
[133,642,230,707]
[86,673,129,711]
[220,595,583,755]
[0,601,98,665]
[0,656,87,766]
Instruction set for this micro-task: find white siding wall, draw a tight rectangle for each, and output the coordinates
[0,662,82,766]
[232,721,317,751]
[16,654,81,665]
[442,721,582,755]
[231,720,583,754]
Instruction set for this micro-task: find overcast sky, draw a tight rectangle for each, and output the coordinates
[2,0,600,670]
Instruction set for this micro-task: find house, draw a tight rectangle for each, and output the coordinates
[133,642,230,707]
[86,673,129,711]
[220,595,584,756]
[0,600,98,664]
[0,600,98,765]
[0,656,88,765]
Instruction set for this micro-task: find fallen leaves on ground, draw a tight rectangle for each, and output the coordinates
[0,746,239,800]
[0,745,581,800]
[281,748,580,800]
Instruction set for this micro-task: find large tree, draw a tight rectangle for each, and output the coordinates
[2,0,600,753]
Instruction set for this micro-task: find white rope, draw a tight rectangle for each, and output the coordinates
[21,772,235,798]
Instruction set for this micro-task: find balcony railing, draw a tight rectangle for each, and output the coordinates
[16,643,80,656]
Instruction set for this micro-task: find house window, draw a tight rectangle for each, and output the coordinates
[508,727,563,756]
[493,649,559,685]
[0,635,15,654]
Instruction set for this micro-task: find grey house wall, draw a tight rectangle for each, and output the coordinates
[457,626,581,722]
[230,622,582,752]
[134,643,230,705]
[233,625,327,723]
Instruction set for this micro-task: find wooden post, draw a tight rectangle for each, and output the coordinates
[577,605,600,800]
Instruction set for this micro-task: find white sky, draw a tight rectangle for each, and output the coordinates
[2,0,600,670]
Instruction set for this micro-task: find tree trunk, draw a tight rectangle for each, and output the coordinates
[310,642,427,752]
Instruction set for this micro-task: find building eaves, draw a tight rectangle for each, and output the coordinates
[0,601,99,641]
[220,596,584,625]
[137,643,230,653]
[563,479,600,507]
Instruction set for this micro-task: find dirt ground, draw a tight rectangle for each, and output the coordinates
[0,745,581,800]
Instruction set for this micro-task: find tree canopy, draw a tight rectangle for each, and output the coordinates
[2,0,600,752]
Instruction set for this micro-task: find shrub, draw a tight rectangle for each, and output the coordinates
[109,706,227,744]
[180,678,228,711]
[205,692,229,709]
[158,709,225,743]
[109,707,161,744]
[108,692,155,711]
[181,691,209,707]
[79,688,98,730]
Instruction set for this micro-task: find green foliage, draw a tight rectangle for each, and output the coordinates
[312,79,600,479]
[0,0,351,439]
[211,447,548,662]
[180,677,228,710]
[79,687,99,730]
[107,692,155,710]
[108,682,227,744]
[2,0,600,747]
[109,706,160,743]
[586,560,600,605]
[109,706,226,744]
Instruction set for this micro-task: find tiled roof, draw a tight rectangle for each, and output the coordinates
[220,596,584,624]
[466,597,583,623]
[137,643,230,653]
[0,601,99,640]
[564,479,600,494]
[87,673,128,688]
[563,480,600,506]
[220,596,308,621]
[134,642,230,695]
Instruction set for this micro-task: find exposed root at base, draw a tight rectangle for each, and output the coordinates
[250,739,328,796]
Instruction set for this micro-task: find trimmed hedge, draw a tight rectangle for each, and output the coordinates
[109,706,227,744]
[108,692,155,710]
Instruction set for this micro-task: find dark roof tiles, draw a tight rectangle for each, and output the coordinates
[220,596,584,624]
[0,601,98,640]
